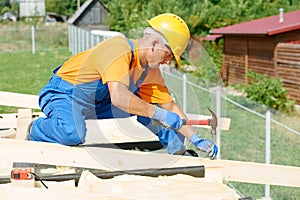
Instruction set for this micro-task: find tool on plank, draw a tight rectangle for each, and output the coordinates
[152,108,217,140]
[10,162,48,189]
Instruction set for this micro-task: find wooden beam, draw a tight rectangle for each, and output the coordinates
[0,91,39,109]
[84,117,158,144]
[0,186,125,200]
[1,113,230,143]
[16,108,32,140]
[0,138,223,183]
[0,138,299,187]
[0,114,17,129]
[217,159,300,188]
[0,112,44,129]
[0,129,16,138]
[0,92,230,131]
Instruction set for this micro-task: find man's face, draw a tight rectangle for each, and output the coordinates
[148,40,174,69]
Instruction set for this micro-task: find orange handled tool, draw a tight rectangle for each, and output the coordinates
[182,119,210,126]
[152,108,217,136]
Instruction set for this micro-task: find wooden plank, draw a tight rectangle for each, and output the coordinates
[276,59,300,66]
[0,91,39,109]
[219,160,300,188]
[16,108,32,140]
[84,117,158,144]
[0,112,44,129]
[0,112,230,143]
[0,138,223,184]
[0,113,17,129]
[0,138,299,187]
[0,129,16,138]
[0,186,126,200]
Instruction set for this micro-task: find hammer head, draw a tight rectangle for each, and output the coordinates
[208,108,217,135]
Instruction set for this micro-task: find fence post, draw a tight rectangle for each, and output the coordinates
[265,110,271,198]
[182,73,187,113]
[215,85,222,159]
[31,25,35,54]
[68,25,72,53]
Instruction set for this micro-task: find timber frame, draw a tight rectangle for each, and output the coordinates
[0,91,299,199]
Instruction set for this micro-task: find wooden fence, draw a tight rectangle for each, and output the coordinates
[275,42,300,104]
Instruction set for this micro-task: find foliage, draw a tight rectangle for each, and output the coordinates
[0,0,18,15]
[234,70,295,114]
[103,0,300,35]
[45,0,86,16]
[1,0,300,31]
[0,0,85,17]
[0,0,9,14]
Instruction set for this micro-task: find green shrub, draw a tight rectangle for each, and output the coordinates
[234,70,295,114]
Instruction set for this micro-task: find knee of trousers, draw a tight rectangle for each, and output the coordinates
[137,116,185,154]
[157,129,185,154]
[57,121,87,145]
[31,117,87,146]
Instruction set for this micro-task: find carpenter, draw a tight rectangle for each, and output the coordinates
[28,13,218,158]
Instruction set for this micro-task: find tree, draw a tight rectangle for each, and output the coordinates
[0,0,11,14]
[103,0,300,35]
[46,0,85,16]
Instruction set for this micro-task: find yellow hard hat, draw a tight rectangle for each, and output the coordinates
[148,13,190,65]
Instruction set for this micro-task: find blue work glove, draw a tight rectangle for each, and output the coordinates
[152,106,183,131]
[189,134,218,159]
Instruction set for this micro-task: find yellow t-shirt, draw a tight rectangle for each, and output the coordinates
[56,36,172,104]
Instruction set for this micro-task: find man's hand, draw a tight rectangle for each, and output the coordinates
[152,106,183,130]
[189,134,218,159]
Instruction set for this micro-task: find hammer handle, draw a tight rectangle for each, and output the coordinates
[182,119,210,126]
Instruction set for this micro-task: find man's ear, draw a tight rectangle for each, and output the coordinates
[151,39,159,52]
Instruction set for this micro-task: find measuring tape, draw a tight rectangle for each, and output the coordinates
[11,168,34,180]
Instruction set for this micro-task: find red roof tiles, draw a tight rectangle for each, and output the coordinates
[210,10,300,36]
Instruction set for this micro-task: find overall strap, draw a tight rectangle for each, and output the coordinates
[127,38,148,87]
[136,64,149,87]
[127,39,135,68]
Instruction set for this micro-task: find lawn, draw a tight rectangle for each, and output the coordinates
[0,49,71,113]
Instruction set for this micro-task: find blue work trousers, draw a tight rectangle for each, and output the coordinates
[30,72,185,154]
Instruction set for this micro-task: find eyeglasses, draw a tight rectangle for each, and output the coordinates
[163,44,174,61]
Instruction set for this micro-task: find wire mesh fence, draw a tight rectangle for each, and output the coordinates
[161,67,300,199]
[0,23,68,53]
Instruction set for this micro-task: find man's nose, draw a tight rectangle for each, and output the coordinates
[164,59,172,65]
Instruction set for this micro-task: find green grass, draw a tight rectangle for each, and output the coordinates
[0,50,70,94]
[1,22,299,199]
[0,49,71,113]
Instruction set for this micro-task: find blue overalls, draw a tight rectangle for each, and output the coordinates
[30,40,185,154]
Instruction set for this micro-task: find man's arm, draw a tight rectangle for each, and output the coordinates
[159,101,195,140]
[107,81,156,118]
[108,80,193,135]
[108,81,218,158]
[160,101,218,159]
[107,81,182,130]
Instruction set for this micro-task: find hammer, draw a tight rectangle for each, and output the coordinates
[152,108,218,138]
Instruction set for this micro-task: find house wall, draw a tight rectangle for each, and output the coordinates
[222,36,247,84]
[275,43,300,104]
[222,29,300,103]
[76,1,108,26]
[19,0,45,17]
